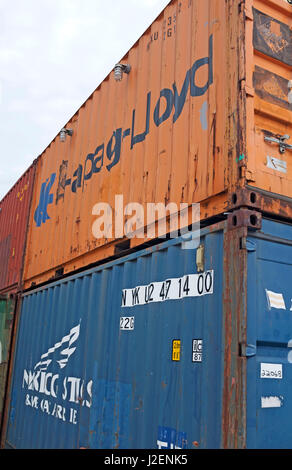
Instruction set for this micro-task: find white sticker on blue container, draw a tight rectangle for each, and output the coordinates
[260,363,282,379]
[120,316,135,330]
[121,270,213,308]
[192,339,203,362]
[261,396,283,408]
[265,289,286,310]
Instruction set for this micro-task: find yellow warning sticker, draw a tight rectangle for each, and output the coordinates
[172,340,181,361]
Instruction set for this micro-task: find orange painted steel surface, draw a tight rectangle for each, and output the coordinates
[245,0,292,196]
[23,0,230,287]
[21,0,292,288]
[0,163,36,293]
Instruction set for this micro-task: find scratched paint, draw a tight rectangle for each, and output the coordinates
[200,101,208,130]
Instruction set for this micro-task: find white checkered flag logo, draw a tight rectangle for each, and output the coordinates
[34,322,81,371]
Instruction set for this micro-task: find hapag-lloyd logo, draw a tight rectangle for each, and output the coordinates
[22,322,93,425]
[34,36,213,228]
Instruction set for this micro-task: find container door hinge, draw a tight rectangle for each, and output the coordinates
[240,237,256,252]
[239,343,256,357]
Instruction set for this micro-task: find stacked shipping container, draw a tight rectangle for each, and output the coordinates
[0,162,37,439]
[23,0,229,287]
[0,163,37,294]
[1,0,292,449]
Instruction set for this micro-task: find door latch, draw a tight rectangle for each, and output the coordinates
[239,343,256,357]
[264,134,292,154]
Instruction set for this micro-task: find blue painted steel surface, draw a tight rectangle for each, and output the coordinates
[247,219,292,449]
[5,228,224,449]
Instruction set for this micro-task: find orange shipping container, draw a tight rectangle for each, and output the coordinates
[23,0,292,288]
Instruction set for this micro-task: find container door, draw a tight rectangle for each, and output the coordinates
[247,219,292,448]
[247,0,292,198]
[90,234,224,449]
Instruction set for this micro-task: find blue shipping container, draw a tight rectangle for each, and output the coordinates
[4,217,292,448]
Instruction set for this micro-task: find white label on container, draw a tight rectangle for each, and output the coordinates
[120,316,135,330]
[261,396,283,408]
[192,339,203,362]
[260,363,282,379]
[266,156,287,174]
[121,271,214,308]
[265,289,286,310]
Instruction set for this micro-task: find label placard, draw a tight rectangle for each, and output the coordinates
[266,156,287,174]
[120,316,135,331]
[192,339,203,362]
[172,340,181,362]
[121,271,214,308]
[260,363,282,379]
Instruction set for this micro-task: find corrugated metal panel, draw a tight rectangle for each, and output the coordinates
[5,225,225,449]
[246,218,292,449]
[23,0,231,287]
[246,0,292,196]
[0,0,286,291]
[7,216,292,449]
[0,162,37,293]
[0,296,15,435]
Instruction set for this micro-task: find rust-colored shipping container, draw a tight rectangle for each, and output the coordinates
[22,0,292,288]
[0,162,37,293]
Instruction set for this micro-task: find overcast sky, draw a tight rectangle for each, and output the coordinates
[0,0,170,200]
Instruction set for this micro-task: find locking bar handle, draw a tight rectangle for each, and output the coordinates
[264,134,292,154]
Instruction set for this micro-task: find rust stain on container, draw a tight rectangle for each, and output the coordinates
[253,66,292,111]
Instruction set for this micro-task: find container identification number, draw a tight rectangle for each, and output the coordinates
[260,363,283,379]
[121,270,213,308]
[120,316,135,330]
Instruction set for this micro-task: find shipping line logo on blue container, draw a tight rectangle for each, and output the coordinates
[157,426,187,449]
[22,321,93,425]
[34,35,213,228]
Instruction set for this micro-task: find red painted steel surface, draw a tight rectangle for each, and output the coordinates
[0,162,37,293]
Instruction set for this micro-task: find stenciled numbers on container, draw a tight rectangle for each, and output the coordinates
[121,271,214,308]
[120,316,135,331]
